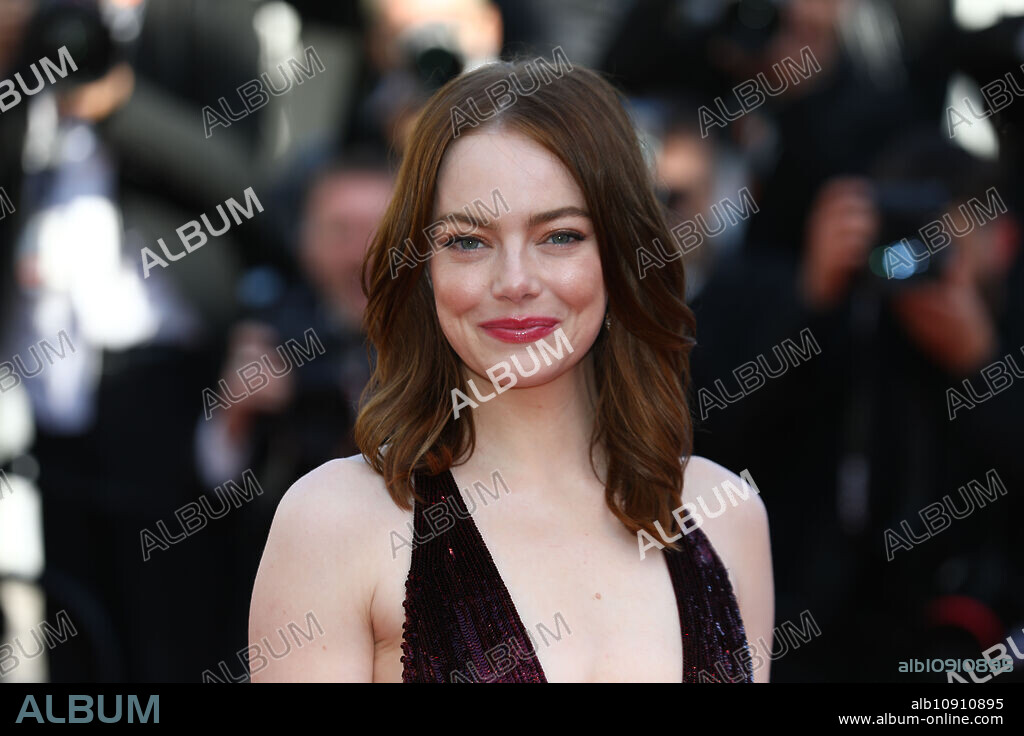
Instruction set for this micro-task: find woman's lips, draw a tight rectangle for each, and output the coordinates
[479,319,559,344]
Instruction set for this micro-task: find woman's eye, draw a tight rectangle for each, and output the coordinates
[546,231,584,246]
[449,236,484,251]
[444,231,583,250]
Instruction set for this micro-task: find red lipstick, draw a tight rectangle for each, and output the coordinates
[479,317,559,344]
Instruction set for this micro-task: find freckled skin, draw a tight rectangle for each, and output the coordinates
[428,128,607,390]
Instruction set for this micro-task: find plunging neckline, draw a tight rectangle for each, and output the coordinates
[439,467,688,683]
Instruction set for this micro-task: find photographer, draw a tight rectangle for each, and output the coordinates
[341,0,503,153]
[690,131,1023,681]
[193,161,393,643]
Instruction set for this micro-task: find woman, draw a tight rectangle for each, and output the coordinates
[249,58,774,683]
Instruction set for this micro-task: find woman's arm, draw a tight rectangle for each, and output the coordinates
[248,459,377,682]
[683,456,775,683]
[724,474,774,683]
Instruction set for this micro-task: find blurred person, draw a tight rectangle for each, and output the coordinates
[250,61,772,683]
[105,0,366,293]
[1,0,148,682]
[644,97,751,299]
[601,0,930,254]
[603,0,1020,681]
[0,0,36,666]
[601,0,843,102]
[720,0,921,254]
[705,0,1024,258]
[341,0,503,154]
[690,131,1023,680]
[1,0,256,681]
[7,0,369,683]
[800,138,1023,679]
[194,161,393,662]
[196,160,394,493]
[105,0,273,281]
[656,114,718,298]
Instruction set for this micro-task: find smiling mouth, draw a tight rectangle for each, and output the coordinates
[478,318,559,344]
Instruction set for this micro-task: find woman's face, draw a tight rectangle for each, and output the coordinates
[428,127,606,390]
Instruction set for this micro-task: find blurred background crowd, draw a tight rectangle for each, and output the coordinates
[0,0,1021,683]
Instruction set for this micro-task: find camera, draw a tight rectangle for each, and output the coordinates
[397,22,464,91]
[868,180,953,286]
[20,1,115,87]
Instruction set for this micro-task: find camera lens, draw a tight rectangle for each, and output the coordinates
[414,46,462,89]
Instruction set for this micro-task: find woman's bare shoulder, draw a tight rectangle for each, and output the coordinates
[681,456,768,528]
[680,455,770,573]
[275,454,403,530]
[263,453,417,573]
[248,454,411,681]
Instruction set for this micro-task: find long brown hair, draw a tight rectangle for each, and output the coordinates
[355,57,697,547]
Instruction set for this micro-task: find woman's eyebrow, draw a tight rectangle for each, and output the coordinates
[435,210,492,229]
[527,206,590,228]
[433,205,591,230]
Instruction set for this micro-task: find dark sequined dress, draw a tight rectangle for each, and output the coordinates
[400,467,752,683]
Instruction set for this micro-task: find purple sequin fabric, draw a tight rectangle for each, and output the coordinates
[400,467,753,683]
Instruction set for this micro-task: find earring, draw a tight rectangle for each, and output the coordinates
[604,313,611,330]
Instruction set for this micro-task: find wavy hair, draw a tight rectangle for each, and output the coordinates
[355,58,697,547]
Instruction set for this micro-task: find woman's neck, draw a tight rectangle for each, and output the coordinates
[457,353,606,486]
